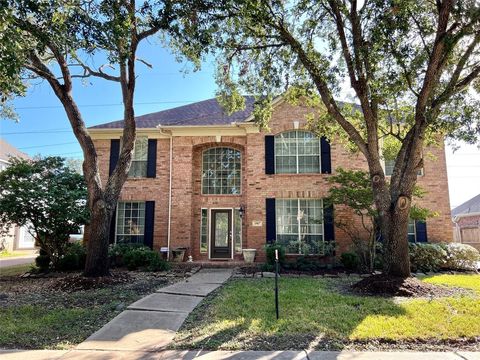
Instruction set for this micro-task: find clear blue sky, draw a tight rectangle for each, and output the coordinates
[1,43,218,158]
[0,42,479,208]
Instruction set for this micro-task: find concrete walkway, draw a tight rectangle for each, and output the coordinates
[0,349,479,360]
[76,268,233,352]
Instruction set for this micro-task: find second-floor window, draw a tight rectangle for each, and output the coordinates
[384,159,424,176]
[202,147,241,195]
[275,131,321,174]
[128,137,148,178]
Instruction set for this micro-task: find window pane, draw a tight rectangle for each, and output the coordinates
[116,201,146,244]
[200,209,208,253]
[234,209,242,253]
[275,131,321,174]
[384,159,395,176]
[276,198,324,255]
[202,148,241,195]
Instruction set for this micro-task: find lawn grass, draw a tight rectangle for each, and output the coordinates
[0,250,36,258]
[173,275,480,350]
[0,263,33,276]
[0,271,169,349]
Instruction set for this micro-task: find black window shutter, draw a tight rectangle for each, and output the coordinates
[266,198,276,243]
[147,139,157,178]
[323,203,335,241]
[109,207,117,244]
[265,135,275,175]
[144,201,155,249]
[320,136,332,174]
[109,139,120,176]
[415,220,427,243]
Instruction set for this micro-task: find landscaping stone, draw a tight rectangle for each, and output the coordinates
[128,293,203,313]
[77,310,188,351]
[262,272,277,278]
[157,282,221,297]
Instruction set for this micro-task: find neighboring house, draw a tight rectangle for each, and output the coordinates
[89,97,453,262]
[452,194,480,250]
[0,139,36,251]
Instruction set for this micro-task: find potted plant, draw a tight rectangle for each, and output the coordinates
[171,247,187,262]
[242,248,256,263]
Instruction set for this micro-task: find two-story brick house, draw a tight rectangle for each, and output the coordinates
[89,97,453,262]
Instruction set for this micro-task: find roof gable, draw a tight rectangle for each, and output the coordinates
[452,194,480,216]
[0,139,30,162]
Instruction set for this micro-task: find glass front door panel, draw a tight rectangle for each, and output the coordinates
[215,212,229,247]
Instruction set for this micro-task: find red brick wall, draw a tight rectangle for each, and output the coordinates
[92,100,453,260]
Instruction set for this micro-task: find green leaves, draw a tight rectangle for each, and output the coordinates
[0,156,88,260]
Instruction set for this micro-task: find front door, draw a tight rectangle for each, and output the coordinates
[211,209,232,259]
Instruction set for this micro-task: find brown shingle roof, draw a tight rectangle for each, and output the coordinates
[0,139,30,162]
[90,96,256,129]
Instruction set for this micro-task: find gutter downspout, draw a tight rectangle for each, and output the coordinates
[158,126,173,260]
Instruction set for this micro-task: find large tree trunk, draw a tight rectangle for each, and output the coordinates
[381,197,412,277]
[83,196,113,277]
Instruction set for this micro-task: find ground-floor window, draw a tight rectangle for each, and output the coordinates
[408,218,416,242]
[199,208,242,255]
[276,199,324,255]
[116,201,145,244]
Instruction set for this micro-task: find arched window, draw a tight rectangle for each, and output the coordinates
[274,131,321,174]
[202,147,241,195]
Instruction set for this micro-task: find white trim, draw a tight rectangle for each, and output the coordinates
[273,130,322,174]
[167,134,173,260]
[275,198,325,255]
[453,212,480,222]
[200,208,208,254]
[114,201,146,244]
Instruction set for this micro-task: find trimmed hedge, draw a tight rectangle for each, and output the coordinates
[410,242,480,272]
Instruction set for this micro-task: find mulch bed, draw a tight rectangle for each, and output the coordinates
[50,271,132,292]
[351,274,465,297]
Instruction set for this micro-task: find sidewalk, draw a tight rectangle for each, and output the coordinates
[76,268,233,352]
[0,254,37,268]
[0,349,479,360]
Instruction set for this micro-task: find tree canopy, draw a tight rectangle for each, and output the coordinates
[0,157,88,265]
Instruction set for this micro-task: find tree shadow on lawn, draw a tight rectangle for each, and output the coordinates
[172,277,410,351]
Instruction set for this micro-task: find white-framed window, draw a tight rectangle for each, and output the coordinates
[274,131,321,174]
[384,159,424,177]
[116,201,145,243]
[276,199,324,254]
[200,209,208,253]
[408,218,416,243]
[202,147,241,195]
[234,208,242,253]
[122,136,148,178]
[199,208,243,254]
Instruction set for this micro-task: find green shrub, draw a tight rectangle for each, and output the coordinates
[265,243,286,266]
[121,246,167,271]
[57,242,87,271]
[283,256,325,272]
[108,243,146,267]
[440,243,480,271]
[35,254,50,270]
[340,252,360,271]
[260,263,275,272]
[146,255,171,272]
[409,243,447,272]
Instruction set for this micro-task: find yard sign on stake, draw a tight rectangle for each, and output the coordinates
[275,249,279,320]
